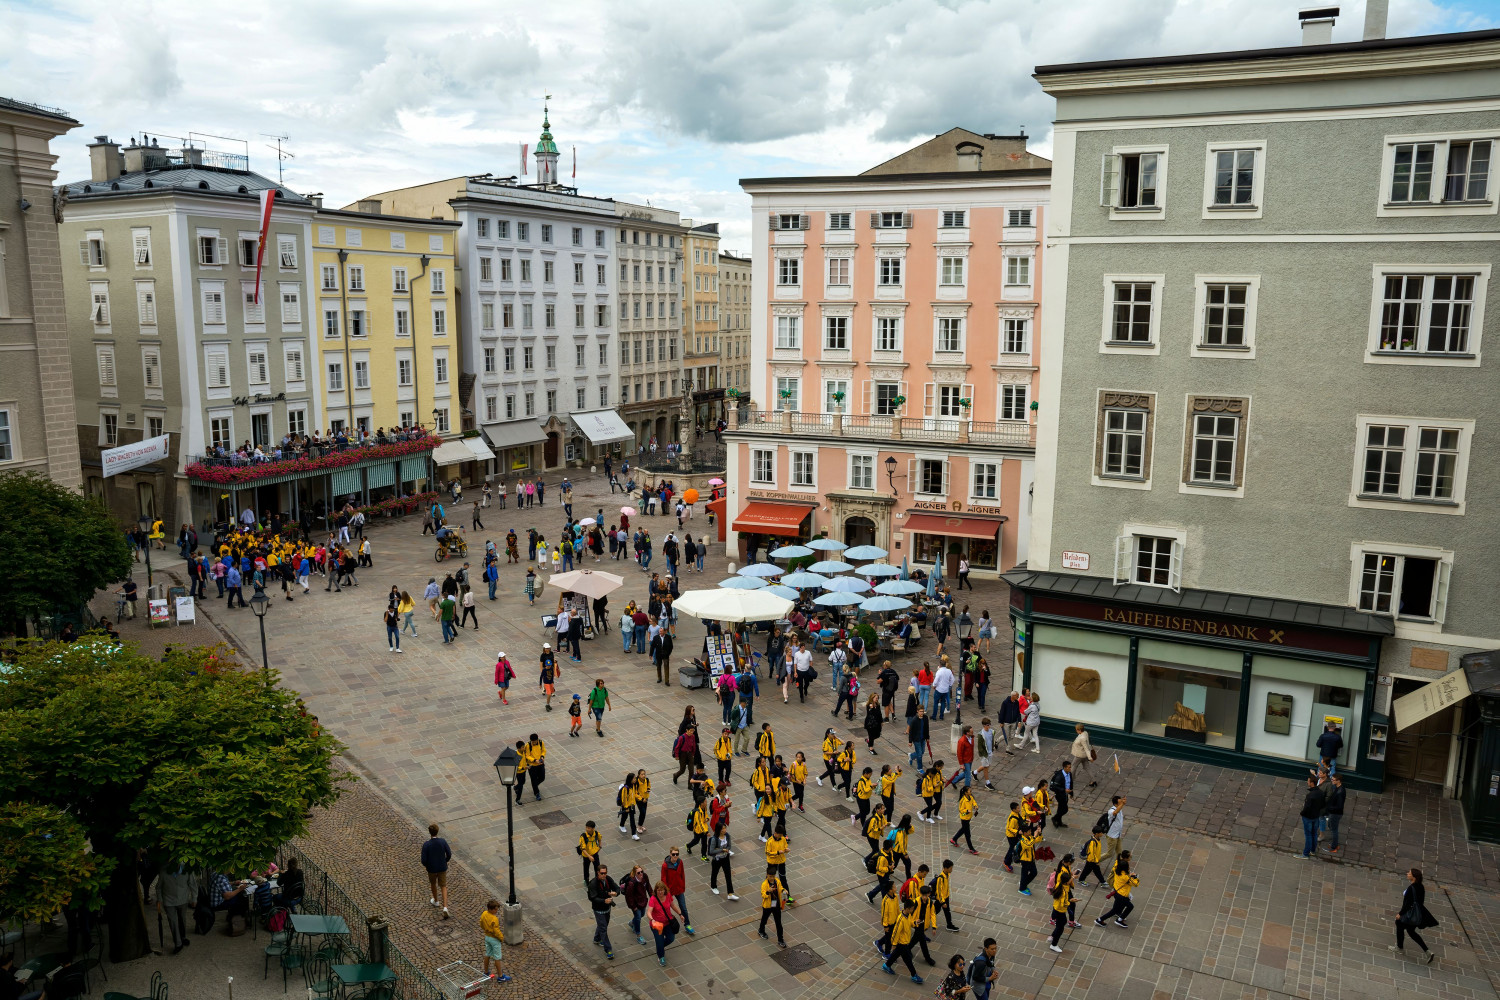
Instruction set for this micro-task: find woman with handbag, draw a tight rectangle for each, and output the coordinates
[647,881,683,966]
[1392,868,1438,963]
[1071,723,1098,788]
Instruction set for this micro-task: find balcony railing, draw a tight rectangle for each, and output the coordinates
[729,409,1036,448]
[185,431,438,485]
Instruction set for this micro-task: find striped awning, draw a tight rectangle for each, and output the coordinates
[367,462,396,489]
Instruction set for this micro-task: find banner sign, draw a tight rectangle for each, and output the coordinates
[102,434,170,478]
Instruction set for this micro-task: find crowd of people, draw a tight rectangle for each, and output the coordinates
[197,425,430,466]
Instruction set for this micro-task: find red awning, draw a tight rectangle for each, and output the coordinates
[904,512,1003,540]
[732,501,814,538]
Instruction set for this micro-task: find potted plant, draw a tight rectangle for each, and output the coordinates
[830,390,846,411]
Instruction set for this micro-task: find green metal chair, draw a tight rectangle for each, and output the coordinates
[304,956,337,999]
[279,940,307,993]
[104,968,164,1000]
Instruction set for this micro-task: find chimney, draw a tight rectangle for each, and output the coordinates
[955,142,984,172]
[1363,0,1387,39]
[356,199,383,215]
[1299,5,1338,45]
[180,145,204,167]
[88,135,123,183]
[122,137,147,174]
[306,192,324,208]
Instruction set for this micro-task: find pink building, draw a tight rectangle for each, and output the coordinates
[725,129,1049,578]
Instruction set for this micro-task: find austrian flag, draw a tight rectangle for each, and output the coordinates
[252,188,278,304]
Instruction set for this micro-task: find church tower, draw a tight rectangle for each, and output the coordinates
[534,100,559,187]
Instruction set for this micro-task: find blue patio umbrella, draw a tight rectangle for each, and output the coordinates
[738,563,785,578]
[926,560,940,599]
[807,538,848,551]
[900,556,909,580]
[859,563,902,577]
[763,584,801,601]
[781,571,830,589]
[809,560,855,574]
[813,591,863,607]
[843,544,889,561]
[769,544,814,559]
[875,579,926,596]
[822,577,871,594]
[719,576,767,589]
[860,595,912,613]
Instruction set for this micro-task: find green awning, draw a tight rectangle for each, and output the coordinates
[331,469,362,497]
[367,462,395,489]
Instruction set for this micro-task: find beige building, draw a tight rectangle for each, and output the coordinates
[0,97,83,488]
[718,250,751,403]
[682,220,722,429]
[614,201,686,452]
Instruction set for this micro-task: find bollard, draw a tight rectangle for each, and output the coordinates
[502,901,525,945]
[366,915,389,966]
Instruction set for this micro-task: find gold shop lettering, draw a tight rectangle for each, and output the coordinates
[1101,608,1278,643]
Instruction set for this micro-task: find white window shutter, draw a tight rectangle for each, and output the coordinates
[941,459,949,494]
[134,232,150,264]
[97,240,106,267]
[217,238,228,265]
[861,380,872,414]
[1113,535,1132,584]
[1168,540,1184,593]
[799,214,810,230]
[869,212,880,229]
[768,214,779,231]
[901,212,912,228]
[1100,153,1118,207]
[1433,560,1452,624]
[97,349,114,384]
[898,380,908,403]
[907,458,917,493]
[923,383,935,416]
[79,240,92,266]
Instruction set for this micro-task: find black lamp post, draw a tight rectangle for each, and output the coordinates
[137,514,154,590]
[249,591,271,685]
[492,747,520,908]
[884,455,898,498]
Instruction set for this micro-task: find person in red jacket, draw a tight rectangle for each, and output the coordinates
[948,726,976,789]
[709,785,732,831]
[660,848,695,936]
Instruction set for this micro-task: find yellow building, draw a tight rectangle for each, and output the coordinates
[311,203,467,444]
[683,220,722,429]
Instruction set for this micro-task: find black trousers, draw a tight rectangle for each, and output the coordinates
[710,858,733,893]
[953,820,975,851]
[687,830,709,856]
[1080,861,1105,885]
[758,905,783,940]
[769,862,788,897]
[717,758,731,783]
[1019,860,1037,892]
[866,874,892,903]
[582,855,599,884]
[854,797,871,823]
[1099,895,1135,923]
[619,807,636,834]
[1395,919,1429,952]
[887,941,917,975]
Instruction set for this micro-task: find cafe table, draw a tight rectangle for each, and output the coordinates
[290,913,350,962]
[331,963,396,998]
[15,951,67,983]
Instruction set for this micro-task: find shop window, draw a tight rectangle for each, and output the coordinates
[1134,655,1241,750]
[1246,656,1366,766]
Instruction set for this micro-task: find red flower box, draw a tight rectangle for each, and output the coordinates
[186,435,438,485]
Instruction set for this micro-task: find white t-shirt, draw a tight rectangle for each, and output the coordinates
[793,648,813,673]
[932,666,956,694]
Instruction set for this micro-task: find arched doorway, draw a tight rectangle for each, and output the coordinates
[544,433,560,468]
[843,516,876,549]
[654,416,666,447]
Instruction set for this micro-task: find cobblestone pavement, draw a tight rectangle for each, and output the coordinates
[185,470,1500,1000]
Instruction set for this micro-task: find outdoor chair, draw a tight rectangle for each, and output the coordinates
[103,970,167,1000]
[1,921,26,961]
[304,956,337,999]
[279,939,308,992]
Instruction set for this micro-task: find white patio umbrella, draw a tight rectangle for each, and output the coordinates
[737,563,785,578]
[809,560,855,574]
[547,568,624,599]
[807,538,848,551]
[719,576,767,590]
[769,544,814,559]
[822,577,872,594]
[780,571,830,589]
[860,595,913,613]
[875,579,927,596]
[843,544,889,561]
[579,517,597,526]
[675,588,794,623]
[813,591,863,607]
[859,563,902,577]
[763,584,801,601]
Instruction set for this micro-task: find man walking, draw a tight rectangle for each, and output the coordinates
[1297,775,1324,860]
[588,679,612,736]
[997,691,1021,753]
[421,823,452,919]
[588,864,621,960]
[1316,722,1345,776]
[1103,796,1126,864]
[1050,760,1072,828]
[1323,774,1347,854]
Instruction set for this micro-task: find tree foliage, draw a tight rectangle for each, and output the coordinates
[0,473,133,625]
[0,802,114,925]
[0,638,347,950]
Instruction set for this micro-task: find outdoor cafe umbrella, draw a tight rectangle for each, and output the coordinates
[763,584,800,601]
[780,571,830,589]
[860,595,912,613]
[843,544,889,561]
[547,568,624,600]
[809,560,855,574]
[926,558,942,598]
[737,563,785,578]
[719,576,767,590]
[769,544,813,559]
[875,579,927,596]
[813,591,863,607]
[807,537,848,551]
[858,563,902,577]
[822,576,871,594]
[675,588,794,623]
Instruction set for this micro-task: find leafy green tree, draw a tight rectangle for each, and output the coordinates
[0,639,347,960]
[0,473,133,632]
[0,802,113,925]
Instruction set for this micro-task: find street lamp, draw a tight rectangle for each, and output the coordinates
[884,455,898,498]
[492,747,524,941]
[136,515,154,590]
[249,591,271,685]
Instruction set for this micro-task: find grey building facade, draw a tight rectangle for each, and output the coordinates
[1017,21,1500,792]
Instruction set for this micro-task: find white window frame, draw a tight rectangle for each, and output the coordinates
[1001,317,1029,356]
[822,378,850,413]
[283,344,305,386]
[774,376,799,412]
[327,361,344,393]
[353,357,371,390]
[1348,542,1454,626]
[750,448,776,485]
[789,449,816,490]
[1201,141,1267,219]
[912,456,949,499]
[824,314,849,351]
[877,256,903,287]
[776,257,800,286]
[135,281,157,326]
[774,314,800,350]
[95,345,117,396]
[1102,146,1169,218]
[999,383,1029,421]
[131,228,152,268]
[1377,130,1498,218]
[826,255,851,287]
[1190,274,1260,358]
[1091,390,1155,491]
[1349,415,1474,516]
[1004,256,1031,287]
[1099,274,1164,355]
[940,256,966,286]
[346,265,364,292]
[1114,524,1186,591]
[89,282,111,327]
[1365,264,1488,367]
[935,315,964,353]
[970,461,999,501]
[848,452,875,490]
[276,234,297,270]
[280,284,301,326]
[396,304,411,337]
[245,344,270,386]
[0,407,14,464]
[321,264,338,291]
[200,283,226,326]
[204,347,231,395]
[873,314,902,354]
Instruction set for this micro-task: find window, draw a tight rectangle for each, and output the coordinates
[523,303,534,328]
[79,234,106,267]
[198,234,225,266]
[596,304,608,326]
[596,229,605,247]
[827,257,850,286]
[431,269,445,293]
[90,286,110,325]
[477,218,490,238]
[205,349,229,389]
[142,348,163,393]
[247,348,269,385]
[1388,139,1493,205]
[327,362,344,392]
[521,260,532,282]
[645,340,654,363]
[209,415,232,449]
[544,260,554,283]
[1000,383,1029,421]
[321,264,337,290]
[1355,548,1451,622]
[132,229,152,267]
[541,224,552,244]
[575,343,586,368]
[775,315,800,349]
[545,344,557,368]
[1355,417,1472,507]
[1201,282,1249,347]
[850,454,873,490]
[433,306,447,335]
[824,378,849,412]
[1129,535,1180,589]
[878,257,902,285]
[523,346,535,371]
[503,346,515,372]
[936,316,963,352]
[399,357,414,385]
[497,220,510,239]
[1187,411,1240,486]
[546,389,556,412]
[145,414,163,438]
[918,459,946,495]
[936,385,966,417]
[201,287,225,325]
[828,212,851,230]
[573,303,585,328]
[545,303,556,329]
[1376,273,1476,355]
[1104,151,1162,209]
[485,395,497,421]
[874,382,901,416]
[500,258,512,281]
[96,346,116,388]
[941,257,965,285]
[1007,208,1033,227]
[434,407,450,433]
[1109,281,1155,344]
[505,395,516,419]
[99,411,118,446]
[875,316,900,352]
[1002,318,1028,354]
[598,343,607,366]
[573,262,584,284]
[1212,148,1257,206]
[972,462,998,499]
[524,392,535,416]
[599,384,609,407]
[480,257,493,281]
[751,448,775,484]
[324,308,339,339]
[775,377,799,411]
[1444,140,1491,201]
[825,316,848,350]
[347,265,364,291]
[349,309,365,338]
[873,212,910,228]
[1005,256,1030,286]
[777,258,800,285]
[1096,392,1154,482]
[502,303,514,328]
[596,263,606,285]
[136,283,157,325]
[353,359,370,389]
[277,235,297,269]
[517,222,529,241]
[791,451,815,487]
[480,302,495,330]
[941,210,966,228]
[281,287,300,325]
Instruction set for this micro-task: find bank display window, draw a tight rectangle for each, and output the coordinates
[911,532,998,569]
[1133,640,1243,749]
[1244,656,1365,767]
[1031,625,1131,730]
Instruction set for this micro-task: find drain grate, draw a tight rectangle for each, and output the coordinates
[818,805,856,824]
[530,809,571,830]
[771,943,827,975]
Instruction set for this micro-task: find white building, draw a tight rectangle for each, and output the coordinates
[613,201,687,452]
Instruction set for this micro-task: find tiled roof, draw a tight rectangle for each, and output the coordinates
[60,165,310,203]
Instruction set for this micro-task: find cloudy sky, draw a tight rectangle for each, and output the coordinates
[5,0,1496,251]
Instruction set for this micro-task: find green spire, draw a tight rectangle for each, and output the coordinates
[536,100,558,155]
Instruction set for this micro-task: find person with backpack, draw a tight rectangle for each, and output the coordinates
[889,814,914,880]
[1016,822,1040,895]
[736,663,759,725]
[716,668,739,725]
[950,786,979,855]
[1050,761,1073,828]
[852,767,876,825]
[685,798,711,857]
[877,660,901,722]
[1002,802,1022,872]
[863,803,890,863]
[577,821,602,886]
[1094,853,1140,928]
[1047,869,1072,953]
[568,694,583,736]
[671,724,699,783]
[634,769,652,834]
[758,864,788,949]
[879,763,902,818]
[907,706,932,770]
[880,900,924,985]
[713,726,734,784]
[622,865,652,945]
[1078,830,1106,888]
[615,774,639,840]
[968,938,999,1000]
[1103,795,1127,863]
[659,849,694,939]
[755,722,776,762]
[706,822,738,900]
[816,728,840,786]
[524,734,547,801]
[871,870,899,951]
[765,822,793,905]
[832,666,861,720]
[932,859,958,932]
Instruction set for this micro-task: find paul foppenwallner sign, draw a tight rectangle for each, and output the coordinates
[1393,669,1471,730]
[101,434,170,478]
